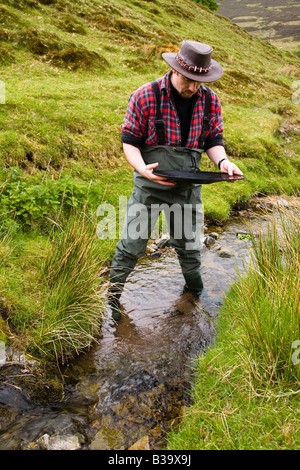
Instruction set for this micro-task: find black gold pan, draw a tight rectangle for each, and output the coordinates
[153,169,245,184]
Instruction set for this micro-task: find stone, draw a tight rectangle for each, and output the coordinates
[111,400,132,418]
[155,237,170,249]
[277,197,289,208]
[137,401,153,420]
[36,433,81,450]
[0,340,6,366]
[36,434,50,450]
[209,232,219,240]
[218,248,234,258]
[150,251,162,259]
[100,413,114,428]
[0,406,19,432]
[149,425,163,439]
[146,244,157,254]
[90,426,125,450]
[204,235,215,247]
[129,435,150,450]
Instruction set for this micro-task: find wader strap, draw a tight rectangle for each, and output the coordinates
[151,80,166,145]
[151,81,211,149]
[198,85,211,150]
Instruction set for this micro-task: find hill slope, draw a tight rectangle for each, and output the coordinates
[216,0,300,52]
[0,0,299,220]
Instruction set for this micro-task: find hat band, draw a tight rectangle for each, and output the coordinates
[176,54,212,74]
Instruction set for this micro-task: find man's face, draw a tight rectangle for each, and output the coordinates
[171,70,202,99]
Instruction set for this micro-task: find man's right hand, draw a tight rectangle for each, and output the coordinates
[139,162,176,186]
[123,143,176,186]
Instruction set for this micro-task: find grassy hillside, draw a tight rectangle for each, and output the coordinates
[0,0,299,359]
[0,0,299,219]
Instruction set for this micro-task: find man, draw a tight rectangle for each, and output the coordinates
[108,40,243,321]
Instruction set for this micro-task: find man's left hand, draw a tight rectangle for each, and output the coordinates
[220,159,243,176]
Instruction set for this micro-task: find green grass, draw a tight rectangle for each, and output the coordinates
[0,0,299,219]
[0,209,108,362]
[30,209,107,363]
[0,0,299,363]
[167,204,300,450]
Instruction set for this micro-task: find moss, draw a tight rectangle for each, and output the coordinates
[0,317,9,343]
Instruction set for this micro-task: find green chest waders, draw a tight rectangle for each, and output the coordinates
[109,82,212,312]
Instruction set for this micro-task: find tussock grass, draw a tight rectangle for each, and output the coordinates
[227,274,299,389]
[30,209,106,363]
[232,206,300,388]
[167,203,300,449]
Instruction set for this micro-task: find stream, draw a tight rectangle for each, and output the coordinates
[0,196,294,451]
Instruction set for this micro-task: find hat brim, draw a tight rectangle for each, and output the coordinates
[162,52,223,82]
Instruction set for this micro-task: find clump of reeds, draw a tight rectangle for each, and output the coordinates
[226,202,300,393]
[32,209,105,364]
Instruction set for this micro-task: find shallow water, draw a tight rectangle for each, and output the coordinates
[0,207,271,450]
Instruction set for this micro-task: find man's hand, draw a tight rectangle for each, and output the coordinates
[206,146,243,178]
[139,162,176,186]
[122,144,176,186]
[219,159,243,176]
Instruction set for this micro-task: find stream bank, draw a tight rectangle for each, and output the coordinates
[0,195,297,450]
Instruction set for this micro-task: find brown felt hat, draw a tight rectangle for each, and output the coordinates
[162,40,223,82]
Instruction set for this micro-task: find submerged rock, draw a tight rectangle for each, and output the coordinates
[203,235,216,247]
[90,426,126,450]
[155,237,170,249]
[218,247,234,258]
[129,435,150,450]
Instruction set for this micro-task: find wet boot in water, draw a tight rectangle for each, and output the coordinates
[107,283,123,322]
[183,271,223,307]
[108,261,135,323]
[183,271,205,297]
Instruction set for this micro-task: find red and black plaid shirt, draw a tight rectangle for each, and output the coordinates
[121,70,224,150]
